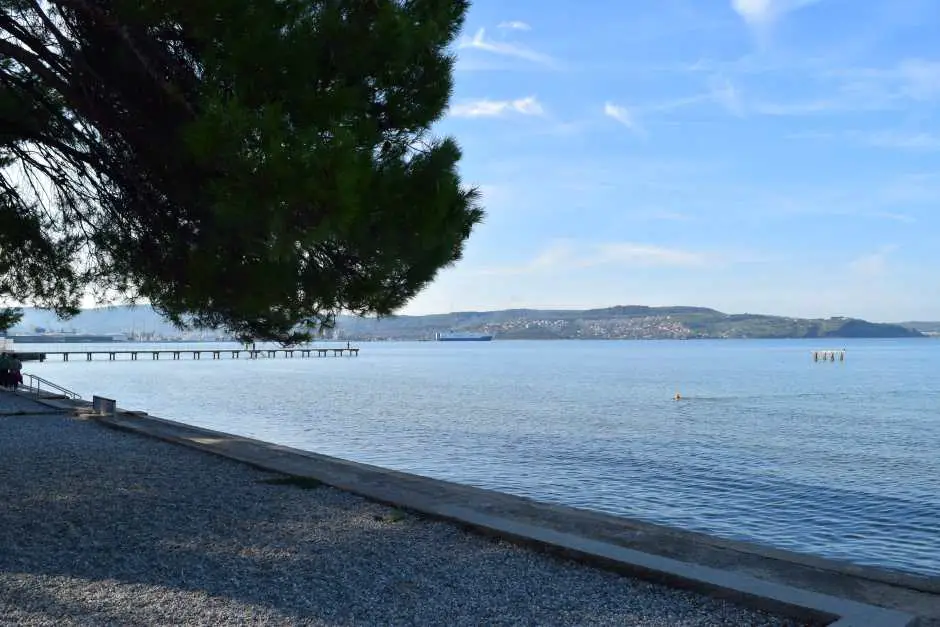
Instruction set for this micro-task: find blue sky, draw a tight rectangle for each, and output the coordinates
[401,0,940,321]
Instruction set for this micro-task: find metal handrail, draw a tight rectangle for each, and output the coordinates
[17,372,82,400]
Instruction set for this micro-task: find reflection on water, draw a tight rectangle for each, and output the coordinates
[24,338,940,577]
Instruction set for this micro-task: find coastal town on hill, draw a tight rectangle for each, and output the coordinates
[4,305,934,343]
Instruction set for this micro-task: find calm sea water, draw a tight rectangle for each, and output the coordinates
[20,338,940,578]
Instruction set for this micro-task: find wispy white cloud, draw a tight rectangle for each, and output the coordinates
[786,130,837,140]
[694,56,940,116]
[731,0,775,26]
[683,54,827,77]
[476,184,513,207]
[752,94,895,117]
[791,129,940,150]
[595,50,940,122]
[599,79,745,124]
[603,102,645,135]
[530,119,593,137]
[479,240,717,276]
[714,174,935,225]
[828,59,940,103]
[860,131,940,150]
[497,20,531,31]
[449,96,544,118]
[597,69,748,121]
[644,94,713,113]
[848,245,896,278]
[869,211,916,224]
[633,210,695,222]
[752,99,843,115]
[590,243,711,267]
[707,76,746,116]
[731,0,825,28]
[896,58,940,100]
[457,28,555,66]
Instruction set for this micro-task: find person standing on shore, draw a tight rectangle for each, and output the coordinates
[0,353,21,391]
[10,355,22,391]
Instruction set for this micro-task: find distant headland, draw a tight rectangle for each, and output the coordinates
[8,304,929,342]
[337,305,927,341]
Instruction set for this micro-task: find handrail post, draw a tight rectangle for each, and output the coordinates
[19,372,81,400]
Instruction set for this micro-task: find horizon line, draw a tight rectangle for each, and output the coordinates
[17,303,933,325]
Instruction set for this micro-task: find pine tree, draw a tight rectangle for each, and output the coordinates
[0,0,481,343]
[0,307,21,334]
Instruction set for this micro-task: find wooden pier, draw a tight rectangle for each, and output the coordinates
[28,347,359,362]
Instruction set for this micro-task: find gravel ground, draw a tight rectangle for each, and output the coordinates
[0,391,60,415]
[0,405,805,626]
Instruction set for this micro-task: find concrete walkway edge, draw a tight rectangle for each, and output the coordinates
[94,411,921,626]
[22,395,925,626]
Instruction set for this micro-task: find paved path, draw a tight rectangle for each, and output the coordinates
[0,390,63,415]
[0,403,800,626]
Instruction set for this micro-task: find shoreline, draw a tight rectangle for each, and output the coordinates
[0,394,801,627]
[15,391,935,626]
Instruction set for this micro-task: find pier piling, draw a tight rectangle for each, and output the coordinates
[31,347,360,363]
[812,349,845,363]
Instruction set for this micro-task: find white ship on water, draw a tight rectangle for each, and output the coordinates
[435,331,494,342]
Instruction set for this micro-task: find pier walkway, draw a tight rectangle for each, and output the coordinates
[25,347,360,362]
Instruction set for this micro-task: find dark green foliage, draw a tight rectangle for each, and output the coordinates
[0,306,22,333]
[0,0,482,343]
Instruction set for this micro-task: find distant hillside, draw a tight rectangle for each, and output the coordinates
[333,306,923,340]
[6,304,925,341]
[899,321,940,334]
[11,306,183,337]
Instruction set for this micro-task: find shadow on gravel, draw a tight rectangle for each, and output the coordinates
[0,413,800,626]
[0,392,64,416]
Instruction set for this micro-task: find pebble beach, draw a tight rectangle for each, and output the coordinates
[0,392,803,626]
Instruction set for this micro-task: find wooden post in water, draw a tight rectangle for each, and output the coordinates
[812,349,845,363]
